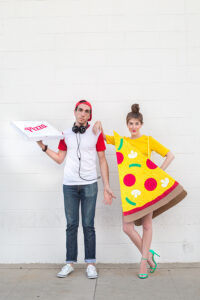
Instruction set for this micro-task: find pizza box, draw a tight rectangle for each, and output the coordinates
[11,121,63,141]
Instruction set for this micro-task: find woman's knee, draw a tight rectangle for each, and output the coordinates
[142,213,153,231]
[142,220,152,231]
[122,222,134,234]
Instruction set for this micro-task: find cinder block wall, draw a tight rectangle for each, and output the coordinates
[0,0,199,263]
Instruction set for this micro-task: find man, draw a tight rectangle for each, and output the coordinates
[37,100,115,279]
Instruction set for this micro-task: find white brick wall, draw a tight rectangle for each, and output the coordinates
[0,0,199,263]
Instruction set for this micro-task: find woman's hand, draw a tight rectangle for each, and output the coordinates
[93,120,103,135]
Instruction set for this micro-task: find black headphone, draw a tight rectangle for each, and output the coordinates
[72,122,89,134]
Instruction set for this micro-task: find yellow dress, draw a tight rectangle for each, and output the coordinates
[106,132,187,225]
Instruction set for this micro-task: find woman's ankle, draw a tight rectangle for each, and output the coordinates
[147,255,155,268]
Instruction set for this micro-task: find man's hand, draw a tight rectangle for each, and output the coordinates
[103,185,116,205]
[93,120,103,135]
[37,140,45,150]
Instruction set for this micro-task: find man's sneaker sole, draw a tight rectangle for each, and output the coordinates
[86,274,98,279]
[57,274,68,278]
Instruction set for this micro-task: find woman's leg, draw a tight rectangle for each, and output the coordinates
[122,215,142,252]
[122,215,155,269]
[139,212,153,276]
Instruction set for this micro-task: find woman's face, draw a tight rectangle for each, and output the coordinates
[127,118,142,136]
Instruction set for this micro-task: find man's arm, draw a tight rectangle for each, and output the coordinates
[37,141,67,164]
[97,151,115,205]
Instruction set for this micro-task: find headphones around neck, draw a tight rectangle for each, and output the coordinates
[72,122,89,134]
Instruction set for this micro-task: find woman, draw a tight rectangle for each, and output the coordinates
[93,104,176,279]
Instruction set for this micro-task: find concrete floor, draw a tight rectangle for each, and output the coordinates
[0,263,200,300]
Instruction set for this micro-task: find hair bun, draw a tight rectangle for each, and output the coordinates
[131,104,140,114]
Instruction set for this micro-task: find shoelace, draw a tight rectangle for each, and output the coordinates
[87,265,96,273]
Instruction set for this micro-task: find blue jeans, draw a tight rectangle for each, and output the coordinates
[63,182,98,264]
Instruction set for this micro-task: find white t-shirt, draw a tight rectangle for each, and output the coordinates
[58,126,106,185]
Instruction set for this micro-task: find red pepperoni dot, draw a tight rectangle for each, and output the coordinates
[116,152,124,164]
[123,174,136,187]
[144,178,157,191]
[146,159,157,169]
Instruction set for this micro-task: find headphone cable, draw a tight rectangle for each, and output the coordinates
[76,133,101,181]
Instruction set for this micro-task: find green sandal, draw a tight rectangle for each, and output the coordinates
[149,249,160,273]
[138,258,148,279]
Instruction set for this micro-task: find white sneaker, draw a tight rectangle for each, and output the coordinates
[86,264,98,279]
[57,264,74,278]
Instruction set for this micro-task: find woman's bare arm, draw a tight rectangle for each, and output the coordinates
[92,121,106,140]
[160,151,175,170]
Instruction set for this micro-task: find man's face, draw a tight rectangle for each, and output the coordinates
[74,103,91,125]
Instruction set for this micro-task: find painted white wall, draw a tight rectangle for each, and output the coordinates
[0,0,199,263]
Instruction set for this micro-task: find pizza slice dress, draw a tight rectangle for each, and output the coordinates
[107,131,187,225]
